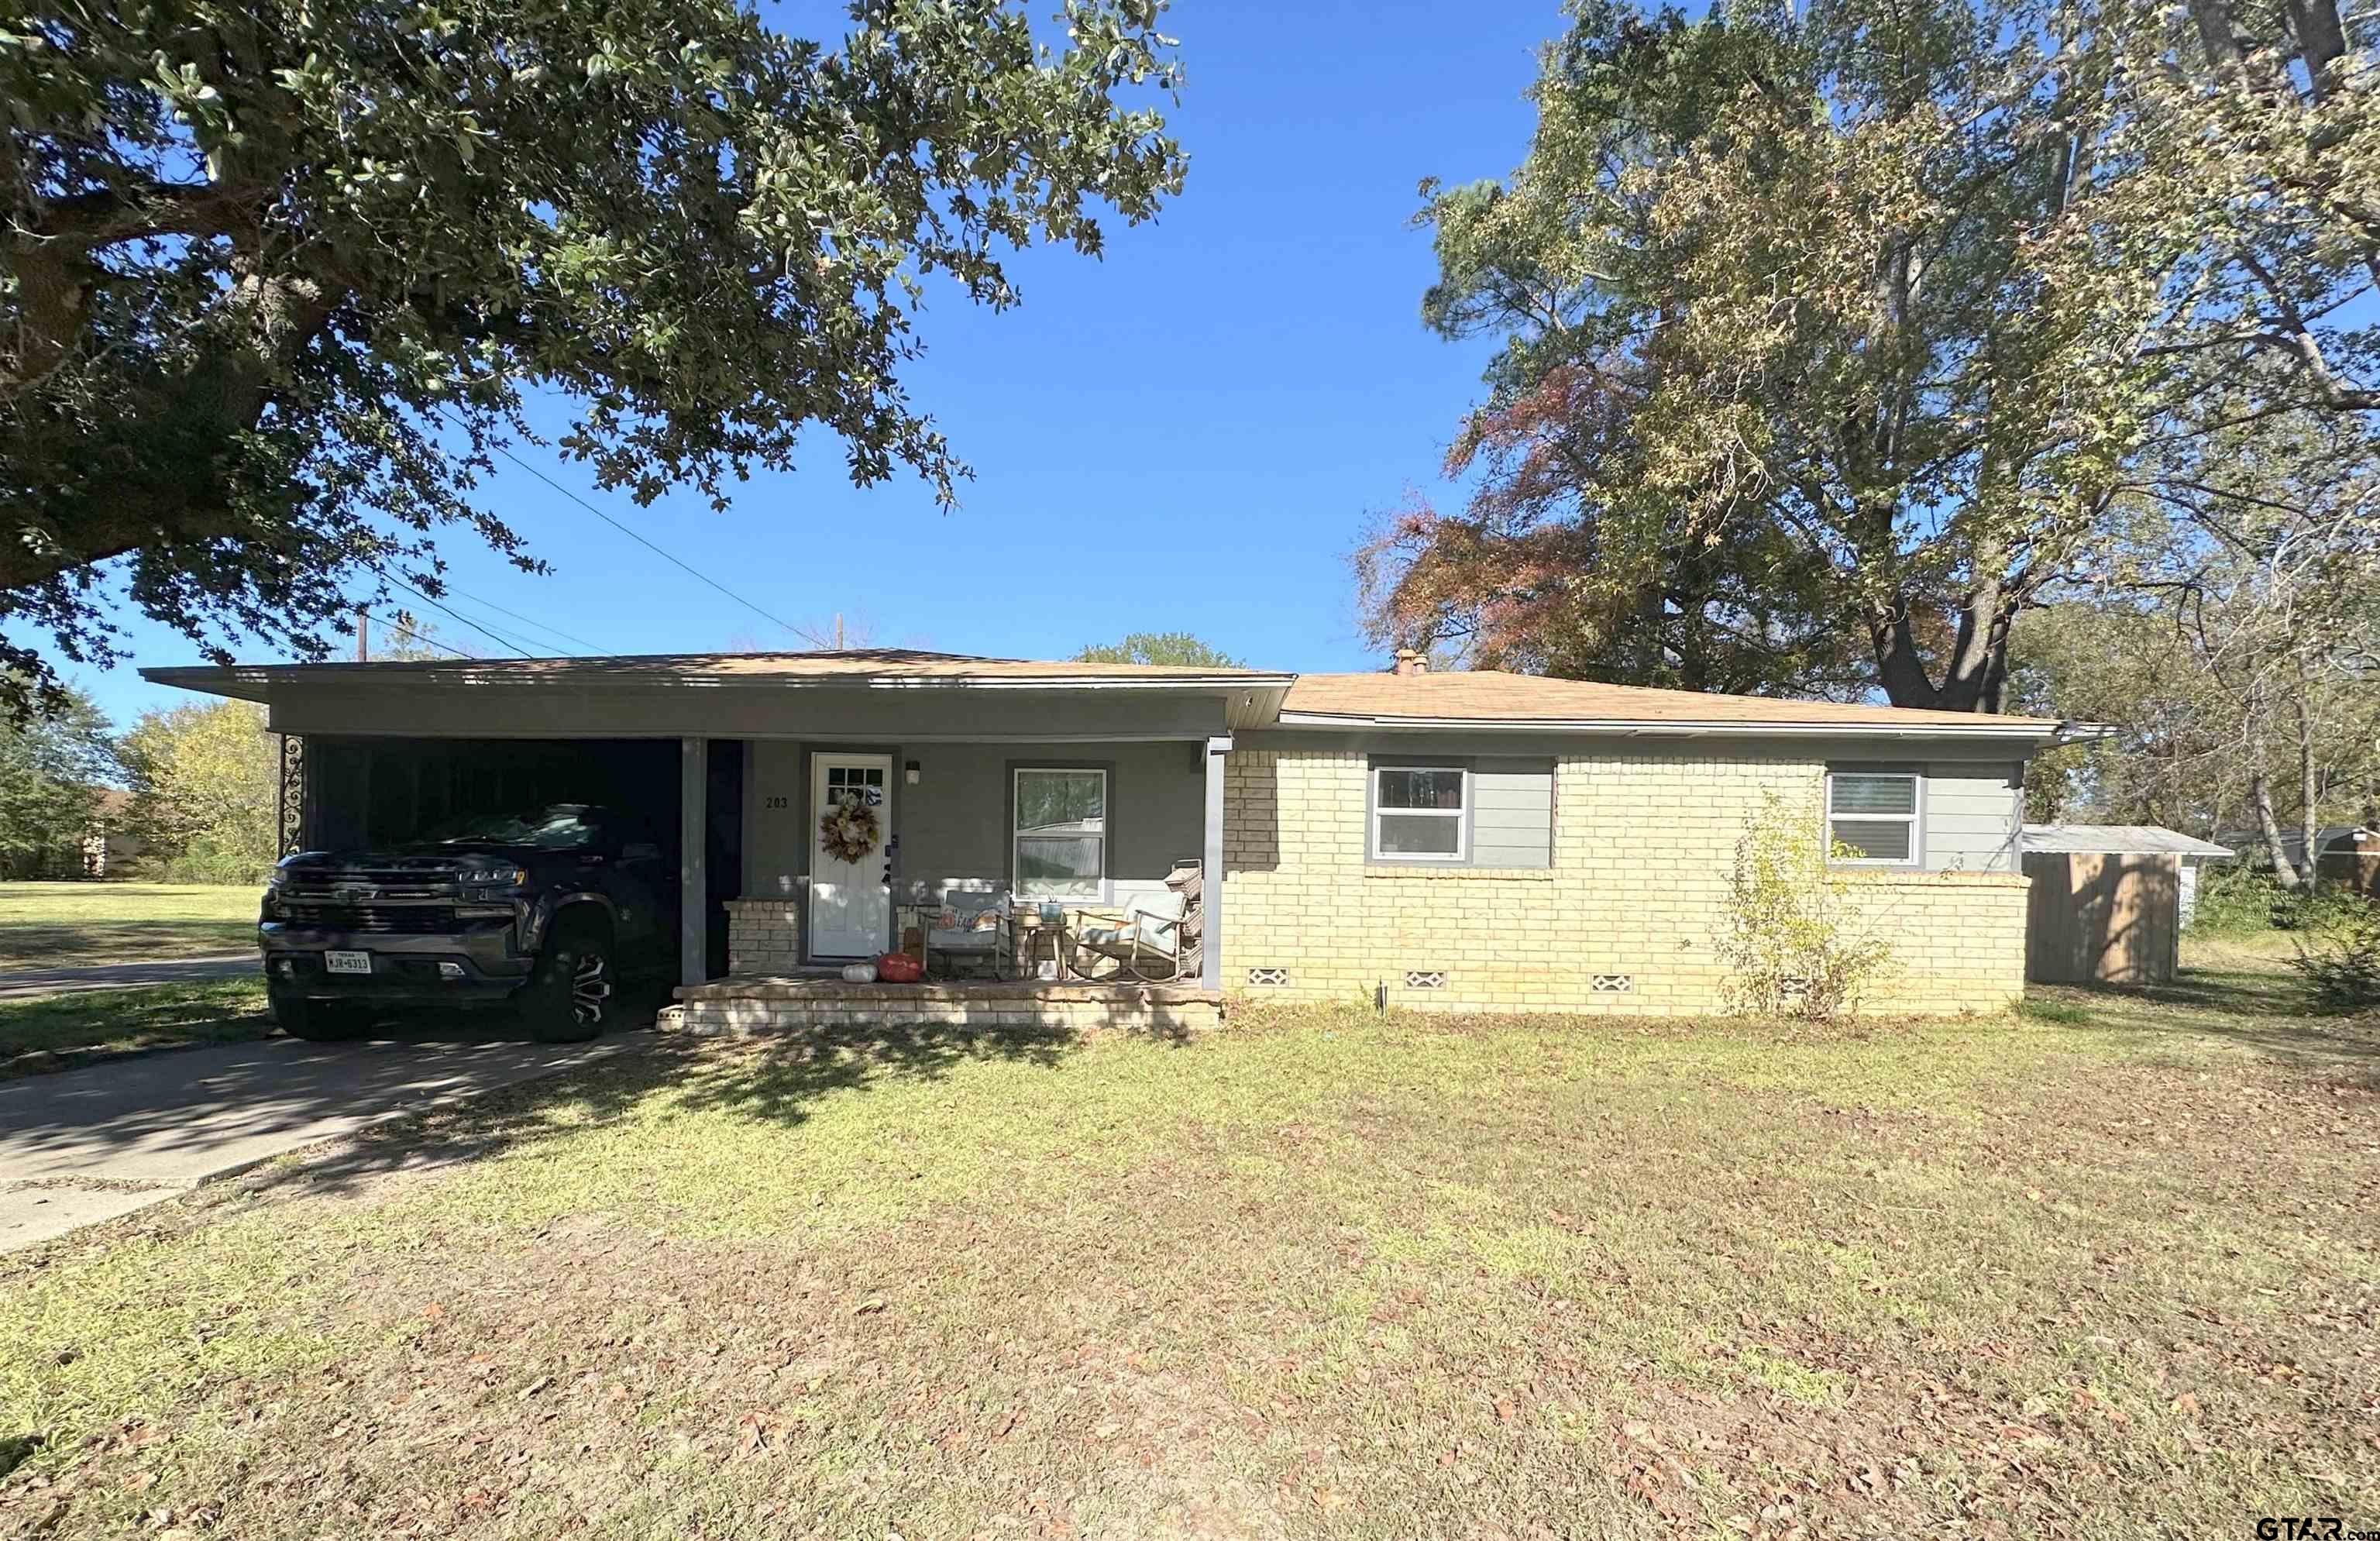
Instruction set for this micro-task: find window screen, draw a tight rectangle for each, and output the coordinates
[1014,768,1107,897]
[1373,766,1467,861]
[1827,771,1919,863]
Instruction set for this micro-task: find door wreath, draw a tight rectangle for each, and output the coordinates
[818,793,882,864]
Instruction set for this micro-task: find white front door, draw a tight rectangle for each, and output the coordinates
[810,753,892,959]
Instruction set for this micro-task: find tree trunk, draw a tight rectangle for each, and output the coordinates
[2295,674,2321,890]
[0,270,335,594]
[1867,586,2014,712]
[2251,755,2307,889]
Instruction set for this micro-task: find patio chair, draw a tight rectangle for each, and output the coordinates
[919,887,1012,979]
[1068,890,1188,983]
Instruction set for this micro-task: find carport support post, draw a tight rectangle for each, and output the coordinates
[680,736,707,986]
[1202,734,1230,992]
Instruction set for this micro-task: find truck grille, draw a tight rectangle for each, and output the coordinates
[282,902,459,933]
[291,869,457,899]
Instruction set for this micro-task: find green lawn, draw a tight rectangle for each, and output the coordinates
[0,882,258,972]
[2,945,2373,1538]
[0,979,273,1073]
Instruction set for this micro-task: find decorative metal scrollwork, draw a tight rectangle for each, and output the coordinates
[277,734,306,855]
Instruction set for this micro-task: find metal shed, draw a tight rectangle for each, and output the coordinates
[2021,825,2234,985]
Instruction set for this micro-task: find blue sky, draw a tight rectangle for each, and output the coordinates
[74,0,1562,728]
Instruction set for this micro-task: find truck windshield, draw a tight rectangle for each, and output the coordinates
[421,805,605,850]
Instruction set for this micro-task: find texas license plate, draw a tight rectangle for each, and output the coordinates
[324,950,372,975]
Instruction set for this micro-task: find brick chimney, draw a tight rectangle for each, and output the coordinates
[1392,648,1429,676]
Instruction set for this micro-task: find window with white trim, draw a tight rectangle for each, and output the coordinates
[1013,768,1107,898]
[1372,765,1468,862]
[1827,770,1920,865]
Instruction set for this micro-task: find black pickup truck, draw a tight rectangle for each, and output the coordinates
[260,803,673,1043]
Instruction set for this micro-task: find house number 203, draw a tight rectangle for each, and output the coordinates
[763,795,789,810]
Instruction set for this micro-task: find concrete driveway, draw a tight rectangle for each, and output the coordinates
[0,1023,631,1252]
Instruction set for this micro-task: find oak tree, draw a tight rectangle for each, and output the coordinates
[2,0,1185,717]
[1367,0,2378,710]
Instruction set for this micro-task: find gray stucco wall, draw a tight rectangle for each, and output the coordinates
[1918,758,2026,873]
[1472,758,1556,867]
[741,738,1204,911]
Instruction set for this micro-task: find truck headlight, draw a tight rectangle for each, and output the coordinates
[262,862,292,918]
[456,864,528,899]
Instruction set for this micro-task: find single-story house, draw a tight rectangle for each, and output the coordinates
[146,648,2069,1029]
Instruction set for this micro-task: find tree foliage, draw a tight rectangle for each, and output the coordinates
[1073,631,1243,667]
[0,680,112,876]
[1366,0,2378,710]
[119,698,279,883]
[2,0,1185,719]
[2014,432,2379,877]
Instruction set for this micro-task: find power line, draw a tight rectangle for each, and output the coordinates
[366,608,485,661]
[459,422,804,640]
[435,585,608,657]
[373,566,543,659]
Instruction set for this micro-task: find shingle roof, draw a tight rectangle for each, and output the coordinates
[144,652,2069,738]
[143,648,1293,701]
[2023,824,2235,857]
[486,648,1283,682]
[1281,670,2062,735]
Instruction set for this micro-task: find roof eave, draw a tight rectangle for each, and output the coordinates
[139,664,1296,699]
[1271,710,2062,741]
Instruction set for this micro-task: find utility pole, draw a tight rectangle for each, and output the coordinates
[356,606,369,663]
[834,612,844,650]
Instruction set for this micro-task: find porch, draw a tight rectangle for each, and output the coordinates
[670,975,1226,1037]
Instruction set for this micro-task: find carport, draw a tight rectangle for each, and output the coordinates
[297,735,741,976]
[143,660,753,984]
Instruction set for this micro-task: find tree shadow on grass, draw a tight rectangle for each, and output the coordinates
[2039,963,2380,1081]
[0,920,255,972]
[241,1016,1101,1203]
[669,1018,1089,1125]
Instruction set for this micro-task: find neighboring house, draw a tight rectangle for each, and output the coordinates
[146,649,2066,1023]
[2213,823,2378,883]
[80,789,146,878]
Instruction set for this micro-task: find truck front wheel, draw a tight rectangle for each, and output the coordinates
[271,992,370,1043]
[521,913,613,1044]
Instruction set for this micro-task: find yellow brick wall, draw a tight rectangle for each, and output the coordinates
[1219,745,2027,1017]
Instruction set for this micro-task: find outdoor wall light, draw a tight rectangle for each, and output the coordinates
[905,760,921,785]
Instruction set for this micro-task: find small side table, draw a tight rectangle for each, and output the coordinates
[1009,911,1067,981]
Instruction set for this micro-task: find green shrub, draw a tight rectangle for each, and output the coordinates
[2289,899,2380,1010]
[134,838,275,886]
[2189,865,2367,934]
[1714,793,1895,1020]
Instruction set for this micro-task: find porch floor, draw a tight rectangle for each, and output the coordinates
[670,975,1224,1036]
